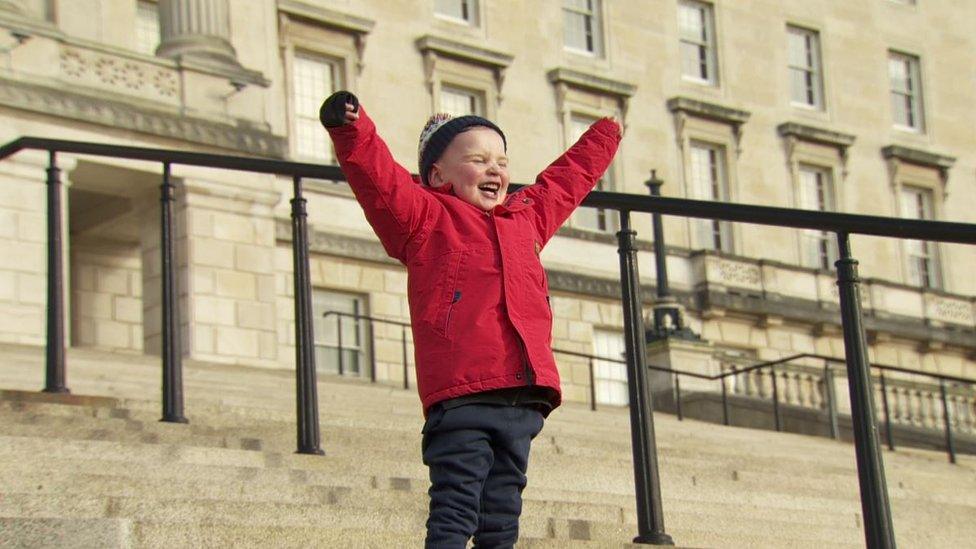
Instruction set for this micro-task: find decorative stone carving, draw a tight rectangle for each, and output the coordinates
[59,47,179,101]
[0,76,284,156]
[667,96,750,154]
[716,259,761,289]
[416,34,513,100]
[547,67,636,121]
[927,296,975,326]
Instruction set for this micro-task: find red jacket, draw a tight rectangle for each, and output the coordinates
[328,108,621,414]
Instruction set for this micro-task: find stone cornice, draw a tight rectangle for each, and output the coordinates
[777,122,856,151]
[881,145,956,171]
[667,96,750,128]
[0,76,285,157]
[546,67,637,99]
[415,34,514,71]
[277,0,375,35]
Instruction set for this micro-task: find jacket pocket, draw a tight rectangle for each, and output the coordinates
[432,252,464,339]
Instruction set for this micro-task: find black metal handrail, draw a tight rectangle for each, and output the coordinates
[316,311,975,463]
[3,135,976,548]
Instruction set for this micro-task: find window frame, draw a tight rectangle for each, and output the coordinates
[592,328,628,407]
[888,50,925,133]
[687,140,733,253]
[434,0,480,27]
[563,0,605,58]
[678,0,718,86]
[291,50,341,163]
[134,0,161,56]
[312,289,371,377]
[797,163,838,270]
[899,185,942,289]
[787,25,824,110]
[438,83,486,117]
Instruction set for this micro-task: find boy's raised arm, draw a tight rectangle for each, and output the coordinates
[523,118,622,244]
[321,92,436,262]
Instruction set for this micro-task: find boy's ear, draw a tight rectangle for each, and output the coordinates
[428,165,445,187]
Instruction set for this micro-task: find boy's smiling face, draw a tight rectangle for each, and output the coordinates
[429,127,509,211]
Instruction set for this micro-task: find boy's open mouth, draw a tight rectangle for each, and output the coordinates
[478,182,501,199]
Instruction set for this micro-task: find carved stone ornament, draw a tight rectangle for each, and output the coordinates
[717,260,761,287]
[882,145,956,186]
[668,96,751,154]
[277,0,374,74]
[547,67,636,121]
[0,76,285,157]
[60,47,179,101]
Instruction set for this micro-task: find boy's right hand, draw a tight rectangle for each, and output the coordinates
[320,91,360,128]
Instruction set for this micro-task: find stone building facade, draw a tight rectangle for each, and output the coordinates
[0,1,973,430]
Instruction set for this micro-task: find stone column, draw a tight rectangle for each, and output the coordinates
[156,0,241,68]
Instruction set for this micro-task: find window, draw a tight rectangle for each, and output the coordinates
[797,165,837,269]
[689,142,732,252]
[135,1,160,56]
[439,85,484,117]
[292,52,337,161]
[593,329,628,406]
[569,115,617,233]
[435,0,479,26]
[889,51,924,132]
[787,26,823,109]
[900,187,940,288]
[678,0,717,85]
[563,0,603,56]
[313,290,369,376]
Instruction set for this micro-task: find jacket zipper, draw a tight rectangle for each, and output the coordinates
[487,208,534,387]
[445,290,461,334]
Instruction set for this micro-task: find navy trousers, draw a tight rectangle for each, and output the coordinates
[421,403,545,548]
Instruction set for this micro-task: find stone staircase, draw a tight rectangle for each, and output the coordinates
[0,343,974,548]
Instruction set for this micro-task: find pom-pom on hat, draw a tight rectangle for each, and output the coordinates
[418,113,506,186]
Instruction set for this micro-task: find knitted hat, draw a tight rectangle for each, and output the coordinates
[417,114,507,186]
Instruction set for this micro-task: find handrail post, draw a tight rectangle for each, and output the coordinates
[939,380,957,464]
[720,371,730,426]
[824,363,839,440]
[617,210,673,546]
[337,313,345,375]
[401,325,409,390]
[771,367,781,432]
[160,162,186,423]
[835,232,895,549]
[588,357,597,412]
[879,371,895,451]
[673,376,682,421]
[368,318,377,383]
[291,176,323,455]
[43,150,68,394]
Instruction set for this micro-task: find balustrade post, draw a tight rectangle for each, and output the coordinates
[588,357,597,411]
[939,380,957,464]
[401,325,410,390]
[616,211,673,546]
[771,368,781,432]
[834,232,895,549]
[43,150,68,394]
[160,163,186,423]
[291,176,323,455]
[879,371,895,451]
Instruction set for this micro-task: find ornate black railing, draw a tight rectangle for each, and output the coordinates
[2,136,975,548]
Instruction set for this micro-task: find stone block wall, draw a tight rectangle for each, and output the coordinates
[0,155,53,346]
[71,243,142,351]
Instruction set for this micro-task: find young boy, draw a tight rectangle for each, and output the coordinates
[320,91,621,547]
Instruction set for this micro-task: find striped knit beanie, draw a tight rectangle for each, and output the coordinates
[417,113,507,186]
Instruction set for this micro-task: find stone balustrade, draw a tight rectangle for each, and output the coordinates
[726,362,976,436]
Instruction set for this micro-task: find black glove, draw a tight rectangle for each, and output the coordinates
[319,91,360,128]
